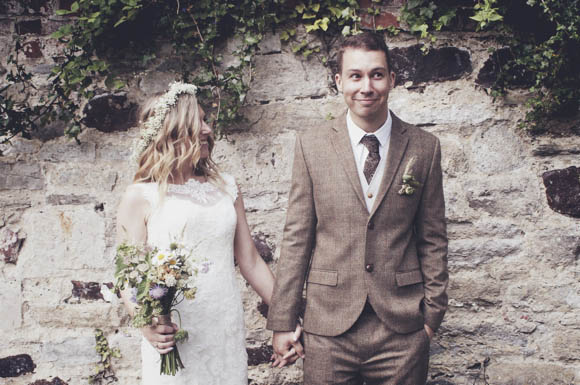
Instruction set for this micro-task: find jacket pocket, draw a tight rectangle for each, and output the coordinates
[307,269,338,286]
[395,269,423,287]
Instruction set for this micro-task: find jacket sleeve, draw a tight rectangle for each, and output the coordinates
[415,138,448,332]
[266,133,317,331]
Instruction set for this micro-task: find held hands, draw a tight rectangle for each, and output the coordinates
[271,323,305,368]
[142,320,179,354]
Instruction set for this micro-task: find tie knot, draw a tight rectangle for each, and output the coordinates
[360,135,380,154]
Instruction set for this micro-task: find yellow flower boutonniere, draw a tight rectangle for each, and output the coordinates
[398,156,421,196]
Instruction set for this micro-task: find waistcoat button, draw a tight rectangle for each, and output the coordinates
[365,264,374,272]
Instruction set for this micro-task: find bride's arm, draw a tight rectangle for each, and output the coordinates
[116,185,176,354]
[233,187,275,305]
[116,185,149,315]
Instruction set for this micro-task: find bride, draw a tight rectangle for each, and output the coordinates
[116,82,301,384]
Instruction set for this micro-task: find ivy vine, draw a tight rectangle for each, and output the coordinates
[400,0,580,133]
[1,0,578,143]
[1,0,367,144]
[89,329,120,384]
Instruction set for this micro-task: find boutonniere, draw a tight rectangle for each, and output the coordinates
[398,157,421,196]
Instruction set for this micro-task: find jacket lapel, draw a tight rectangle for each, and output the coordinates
[369,112,409,217]
[330,115,367,210]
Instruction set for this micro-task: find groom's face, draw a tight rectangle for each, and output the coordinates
[335,48,395,132]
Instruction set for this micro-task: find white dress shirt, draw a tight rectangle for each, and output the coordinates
[346,110,392,212]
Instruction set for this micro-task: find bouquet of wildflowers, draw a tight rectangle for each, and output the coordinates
[114,241,208,375]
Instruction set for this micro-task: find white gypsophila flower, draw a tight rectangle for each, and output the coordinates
[164,274,177,287]
[131,82,198,162]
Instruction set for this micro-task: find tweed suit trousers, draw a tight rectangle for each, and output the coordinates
[303,303,430,385]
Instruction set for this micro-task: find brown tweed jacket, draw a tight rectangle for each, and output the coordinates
[267,111,448,336]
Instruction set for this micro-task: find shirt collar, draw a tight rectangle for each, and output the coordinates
[346,110,392,148]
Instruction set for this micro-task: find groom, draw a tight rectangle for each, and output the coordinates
[267,32,448,384]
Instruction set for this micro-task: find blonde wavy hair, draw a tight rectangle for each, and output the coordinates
[133,91,222,198]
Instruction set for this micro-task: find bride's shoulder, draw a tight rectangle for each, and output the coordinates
[218,172,239,201]
[120,183,157,209]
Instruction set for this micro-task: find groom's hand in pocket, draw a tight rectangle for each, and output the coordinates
[271,324,305,368]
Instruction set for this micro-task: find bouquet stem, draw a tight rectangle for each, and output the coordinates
[157,314,185,375]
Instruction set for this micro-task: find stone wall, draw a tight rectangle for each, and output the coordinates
[1,1,580,384]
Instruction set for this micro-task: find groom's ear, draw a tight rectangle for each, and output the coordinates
[335,73,343,92]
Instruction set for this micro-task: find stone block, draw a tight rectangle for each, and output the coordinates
[465,173,540,217]
[138,71,178,96]
[0,279,21,330]
[447,271,501,307]
[25,302,122,328]
[257,301,269,318]
[486,361,577,385]
[247,344,273,366]
[46,194,95,205]
[22,39,43,58]
[29,378,68,385]
[439,135,469,178]
[38,141,96,162]
[96,142,134,161]
[21,0,53,15]
[258,32,281,54]
[0,162,44,190]
[476,47,534,88]
[389,82,506,126]
[22,277,71,305]
[247,53,329,103]
[70,280,104,301]
[0,138,41,155]
[448,237,522,268]
[38,336,99,366]
[44,163,117,192]
[360,10,399,29]
[542,166,580,218]
[469,122,525,174]
[82,93,138,133]
[17,207,107,278]
[391,45,472,85]
[0,354,35,377]
[252,231,275,263]
[15,19,42,35]
[1,227,25,263]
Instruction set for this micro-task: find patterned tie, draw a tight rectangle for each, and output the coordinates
[360,135,380,184]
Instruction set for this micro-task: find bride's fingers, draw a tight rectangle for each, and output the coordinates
[281,347,296,360]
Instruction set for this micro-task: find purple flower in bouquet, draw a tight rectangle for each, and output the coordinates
[130,287,138,303]
[149,284,168,299]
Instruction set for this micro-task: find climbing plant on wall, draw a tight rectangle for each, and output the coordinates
[400,0,580,133]
[1,0,579,142]
[1,0,366,143]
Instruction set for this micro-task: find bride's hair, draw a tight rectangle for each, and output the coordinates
[133,92,222,198]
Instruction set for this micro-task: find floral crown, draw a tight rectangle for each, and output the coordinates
[132,81,198,162]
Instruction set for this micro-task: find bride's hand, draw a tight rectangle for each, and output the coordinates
[141,322,178,354]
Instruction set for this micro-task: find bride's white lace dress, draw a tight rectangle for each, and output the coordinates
[136,173,247,385]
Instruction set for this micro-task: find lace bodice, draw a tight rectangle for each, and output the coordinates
[135,173,248,385]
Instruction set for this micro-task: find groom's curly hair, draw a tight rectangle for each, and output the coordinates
[336,32,393,75]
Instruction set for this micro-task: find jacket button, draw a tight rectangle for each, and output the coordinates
[367,221,374,230]
[365,264,374,272]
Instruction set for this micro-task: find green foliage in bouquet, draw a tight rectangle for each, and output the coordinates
[114,241,204,375]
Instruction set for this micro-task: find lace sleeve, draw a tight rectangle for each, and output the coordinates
[221,173,238,202]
